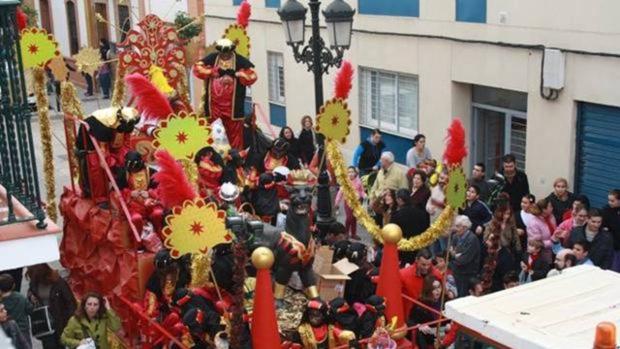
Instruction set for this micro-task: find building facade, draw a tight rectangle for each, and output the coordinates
[30,0,620,207]
[205,0,620,206]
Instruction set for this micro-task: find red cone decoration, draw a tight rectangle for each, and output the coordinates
[376,224,406,334]
[250,247,281,348]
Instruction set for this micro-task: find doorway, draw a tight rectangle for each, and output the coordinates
[39,0,53,34]
[472,104,527,175]
[95,3,109,41]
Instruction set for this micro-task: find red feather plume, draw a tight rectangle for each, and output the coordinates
[237,1,252,28]
[16,7,27,31]
[153,150,197,208]
[334,61,354,100]
[125,73,174,123]
[443,118,468,167]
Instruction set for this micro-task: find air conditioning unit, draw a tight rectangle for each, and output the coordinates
[543,48,565,90]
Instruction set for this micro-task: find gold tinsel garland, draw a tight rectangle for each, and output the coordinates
[59,81,83,183]
[32,67,57,222]
[326,140,454,251]
[111,64,126,108]
[190,253,212,288]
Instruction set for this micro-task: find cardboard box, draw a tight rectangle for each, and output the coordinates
[313,246,359,301]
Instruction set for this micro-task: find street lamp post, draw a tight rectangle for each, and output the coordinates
[278,0,355,241]
[278,0,355,113]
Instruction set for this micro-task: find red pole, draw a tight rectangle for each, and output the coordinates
[250,247,281,348]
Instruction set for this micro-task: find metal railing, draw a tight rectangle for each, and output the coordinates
[0,4,46,228]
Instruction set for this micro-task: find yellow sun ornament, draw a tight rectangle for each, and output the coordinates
[446,167,468,209]
[73,47,103,76]
[153,112,213,161]
[163,200,232,258]
[224,24,251,58]
[20,28,59,69]
[316,99,352,144]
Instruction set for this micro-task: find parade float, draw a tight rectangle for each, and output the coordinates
[16,1,474,348]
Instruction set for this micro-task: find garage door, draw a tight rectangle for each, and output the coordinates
[576,103,620,208]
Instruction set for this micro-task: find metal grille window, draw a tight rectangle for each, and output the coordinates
[360,67,418,137]
[268,52,285,105]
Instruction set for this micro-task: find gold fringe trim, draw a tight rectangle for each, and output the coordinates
[111,64,126,108]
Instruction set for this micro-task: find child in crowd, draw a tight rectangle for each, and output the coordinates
[335,166,366,240]
[520,240,549,283]
[0,304,30,349]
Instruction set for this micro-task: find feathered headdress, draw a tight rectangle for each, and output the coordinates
[153,150,197,208]
[148,65,174,96]
[443,118,468,167]
[334,61,354,100]
[237,1,252,28]
[125,73,174,123]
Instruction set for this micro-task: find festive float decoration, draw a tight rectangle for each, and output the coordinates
[20,27,60,221]
[19,27,58,68]
[223,0,251,58]
[162,199,231,258]
[48,55,69,81]
[325,64,466,251]
[72,47,103,76]
[315,62,354,145]
[152,112,213,161]
[154,150,231,258]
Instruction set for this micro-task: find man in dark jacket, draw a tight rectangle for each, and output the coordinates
[469,163,491,203]
[602,189,620,272]
[500,154,530,213]
[450,216,481,297]
[352,129,385,176]
[392,189,430,264]
[566,209,614,270]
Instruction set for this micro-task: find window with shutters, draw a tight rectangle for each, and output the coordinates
[268,52,286,127]
[268,52,285,105]
[359,67,419,137]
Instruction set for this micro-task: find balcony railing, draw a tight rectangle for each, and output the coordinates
[0,3,46,228]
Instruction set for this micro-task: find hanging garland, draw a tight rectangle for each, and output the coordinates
[326,140,455,251]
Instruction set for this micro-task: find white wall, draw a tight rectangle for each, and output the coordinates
[197,0,620,200]
[50,0,71,57]
[147,0,189,22]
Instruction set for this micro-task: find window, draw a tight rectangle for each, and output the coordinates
[66,1,79,55]
[268,52,286,127]
[118,4,131,42]
[359,67,419,137]
[359,0,419,17]
[266,0,280,8]
[456,0,487,23]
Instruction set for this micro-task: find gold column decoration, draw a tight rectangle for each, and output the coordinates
[326,140,455,251]
[111,64,126,108]
[60,81,83,183]
[172,62,191,107]
[32,67,57,222]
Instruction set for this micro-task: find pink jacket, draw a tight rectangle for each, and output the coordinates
[335,177,365,207]
[526,215,556,249]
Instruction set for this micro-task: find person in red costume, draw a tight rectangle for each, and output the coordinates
[120,151,164,235]
[399,248,443,317]
[194,146,224,199]
[193,38,257,150]
[75,107,140,207]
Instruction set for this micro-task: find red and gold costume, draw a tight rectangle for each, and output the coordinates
[122,165,164,235]
[193,39,256,149]
[197,157,223,198]
[75,107,139,205]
